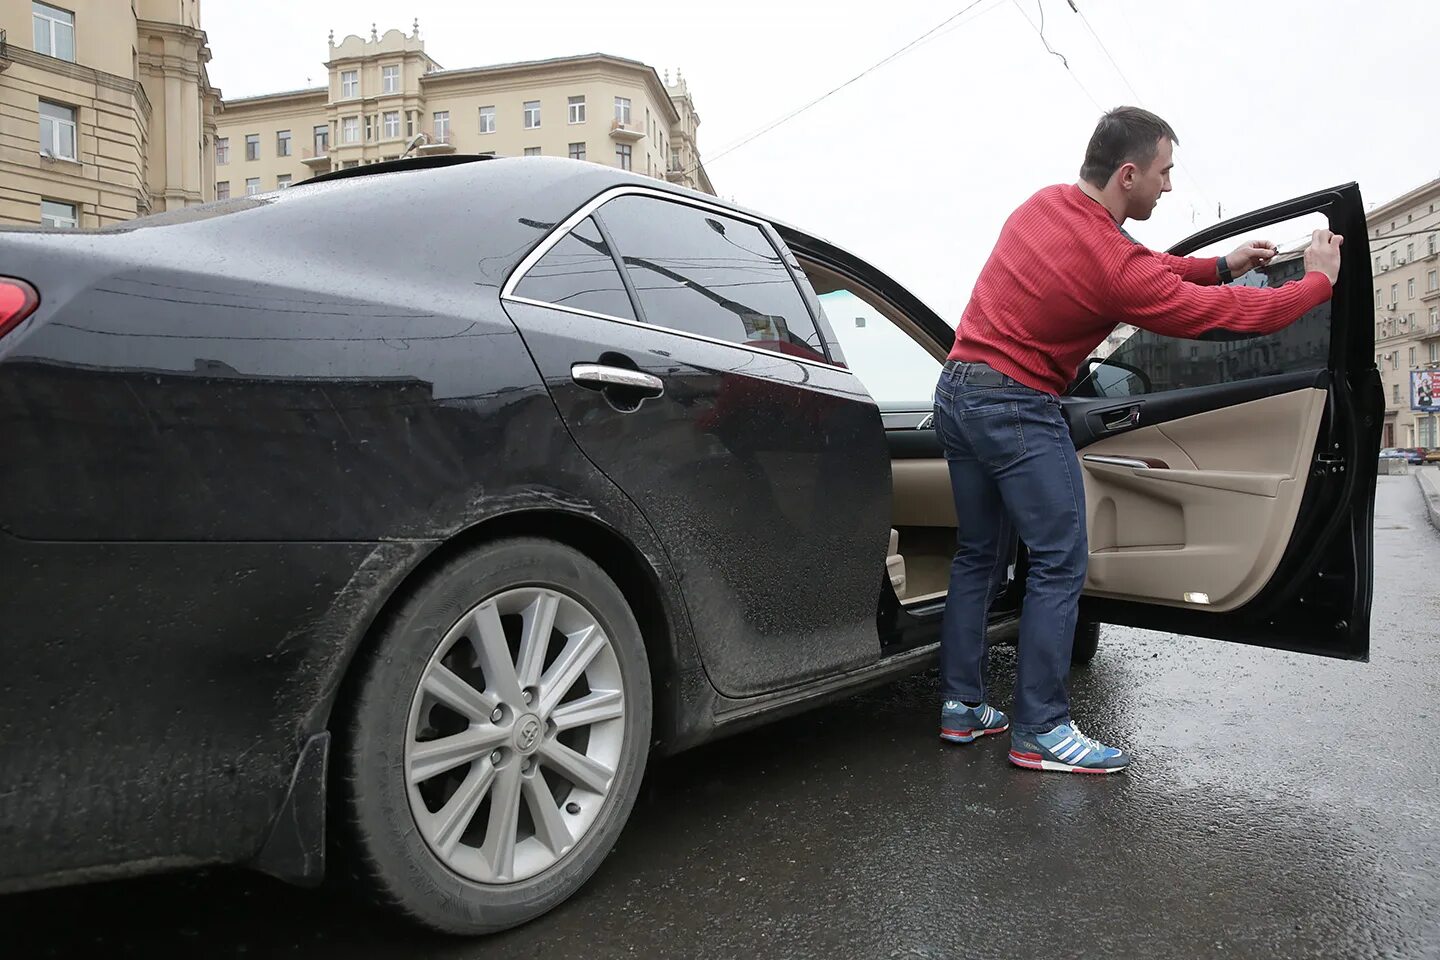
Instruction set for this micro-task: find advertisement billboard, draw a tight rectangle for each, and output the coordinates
[1412,370,1440,413]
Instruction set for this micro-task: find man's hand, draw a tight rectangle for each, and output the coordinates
[1304,229,1344,285]
[1226,239,1278,276]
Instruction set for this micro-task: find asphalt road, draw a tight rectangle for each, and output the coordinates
[6,475,1439,959]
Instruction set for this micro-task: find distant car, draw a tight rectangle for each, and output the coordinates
[1425,449,1440,463]
[1380,447,1425,464]
[0,157,1383,935]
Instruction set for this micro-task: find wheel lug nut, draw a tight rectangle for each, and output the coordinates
[490,750,503,765]
[490,707,503,723]
[565,801,581,815]
[523,690,533,705]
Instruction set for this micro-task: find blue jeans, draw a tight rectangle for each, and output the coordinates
[932,361,1087,734]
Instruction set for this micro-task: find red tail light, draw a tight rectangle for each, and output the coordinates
[0,278,39,340]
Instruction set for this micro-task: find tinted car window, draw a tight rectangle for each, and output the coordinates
[596,195,828,361]
[512,216,636,320]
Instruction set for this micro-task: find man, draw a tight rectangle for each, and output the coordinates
[934,106,1343,774]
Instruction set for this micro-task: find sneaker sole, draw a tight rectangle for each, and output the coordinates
[939,723,1009,744]
[1008,750,1127,774]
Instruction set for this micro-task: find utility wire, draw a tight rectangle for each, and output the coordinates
[1009,0,1102,111]
[687,0,993,175]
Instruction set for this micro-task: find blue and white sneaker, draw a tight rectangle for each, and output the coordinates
[939,700,1009,743]
[1008,722,1129,774]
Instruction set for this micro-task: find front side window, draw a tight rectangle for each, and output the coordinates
[479,105,495,134]
[215,180,230,200]
[39,100,77,160]
[512,216,636,321]
[524,100,541,129]
[342,116,359,143]
[276,129,291,157]
[382,65,400,93]
[1085,211,1333,395]
[314,125,329,154]
[615,144,631,171]
[342,70,358,98]
[568,96,586,124]
[569,142,586,161]
[245,133,259,161]
[216,137,229,165]
[383,111,400,138]
[433,111,450,142]
[614,97,631,124]
[40,198,77,228]
[595,195,827,360]
[33,2,75,61]
[245,177,260,196]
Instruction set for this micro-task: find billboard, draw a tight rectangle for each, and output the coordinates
[1413,370,1440,413]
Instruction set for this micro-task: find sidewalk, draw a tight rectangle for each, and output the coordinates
[1415,465,1440,532]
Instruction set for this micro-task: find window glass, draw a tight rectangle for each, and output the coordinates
[513,216,636,321]
[596,195,827,362]
[819,287,940,403]
[1084,211,1332,394]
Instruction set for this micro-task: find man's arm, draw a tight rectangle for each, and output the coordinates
[1152,251,1226,286]
[1105,231,1342,339]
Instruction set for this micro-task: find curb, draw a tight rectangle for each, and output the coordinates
[1416,466,1440,532]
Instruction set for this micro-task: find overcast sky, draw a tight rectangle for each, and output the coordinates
[207,0,1440,326]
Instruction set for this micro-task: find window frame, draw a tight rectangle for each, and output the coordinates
[500,185,835,369]
[32,2,75,61]
[215,180,230,200]
[382,111,400,139]
[615,143,632,171]
[381,64,400,94]
[569,141,586,161]
[479,105,496,134]
[433,111,450,143]
[341,70,359,99]
[244,177,261,197]
[39,100,78,160]
[313,124,329,155]
[276,129,291,157]
[276,174,292,190]
[614,97,631,124]
[40,198,77,229]
[524,100,541,129]
[216,137,229,165]
[342,116,359,144]
[245,133,259,161]
[568,96,586,124]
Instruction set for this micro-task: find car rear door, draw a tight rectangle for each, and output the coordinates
[499,187,893,698]
[1063,183,1382,659]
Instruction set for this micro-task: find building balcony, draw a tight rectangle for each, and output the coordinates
[0,30,9,72]
[610,118,646,142]
[1423,288,1440,303]
[416,132,455,154]
[665,167,688,184]
[300,148,332,169]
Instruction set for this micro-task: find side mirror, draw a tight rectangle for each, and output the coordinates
[1073,357,1152,398]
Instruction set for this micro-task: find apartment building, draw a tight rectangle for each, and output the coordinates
[1368,176,1440,448]
[0,0,220,227]
[215,25,713,200]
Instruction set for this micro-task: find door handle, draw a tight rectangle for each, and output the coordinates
[570,363,664,398]
[1099,405,1141,431]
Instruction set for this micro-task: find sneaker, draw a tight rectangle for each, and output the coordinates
[939,700,1009,743]
[1008,722,1129,774]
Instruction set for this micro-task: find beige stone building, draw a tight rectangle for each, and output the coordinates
[215,24,713,201]
[0,0,220,227]
[1368,176,1440,449]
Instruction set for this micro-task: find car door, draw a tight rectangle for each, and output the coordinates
[500,187,893,698]
[1062,182,1382,659]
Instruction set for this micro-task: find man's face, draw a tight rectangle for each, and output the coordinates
[1124,137,1174,221]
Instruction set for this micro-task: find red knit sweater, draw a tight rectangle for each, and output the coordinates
[949,184,1333,395]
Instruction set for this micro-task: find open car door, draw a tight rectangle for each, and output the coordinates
[1063,183,1383,660]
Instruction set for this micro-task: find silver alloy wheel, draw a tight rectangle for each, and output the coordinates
[404,587,626,884]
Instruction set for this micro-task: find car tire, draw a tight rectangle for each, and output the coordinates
[334,537,652,935]
[1071,620,1101,667]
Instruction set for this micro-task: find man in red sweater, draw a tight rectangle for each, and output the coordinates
[934,106,1343,773]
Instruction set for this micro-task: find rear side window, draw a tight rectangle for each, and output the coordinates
[595,195,828,361]
[512,216,636,320]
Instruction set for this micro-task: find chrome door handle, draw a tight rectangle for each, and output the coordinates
[1083,454,1153,469]
[1099,405,1141,431]
[570,363,664,397]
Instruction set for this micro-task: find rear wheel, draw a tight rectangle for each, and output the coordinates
[1071,620,1101,667]
[337,538,652,934]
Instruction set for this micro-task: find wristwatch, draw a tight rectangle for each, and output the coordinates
[1216,256,1233,283]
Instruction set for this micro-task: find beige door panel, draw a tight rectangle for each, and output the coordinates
[1080,388,1326,612]
[890,459,957,527]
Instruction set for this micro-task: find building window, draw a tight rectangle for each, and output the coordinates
[277,174,292,189]
[616,143,632,171]
[524,147,541,157]
[215,181,230,200]
[245,177,261,196]
[671,148,680,172]
[33,2,75,61]
[569,96,586,124]
[479,105,495,134]
[216,137,229,165]
[314,125,329,155]
[1411,347,1417,368]
[569,142,586,161]
[1430,234,1437,257]
[1430,270,1439,292]
[406,111,414,137]
[1392,283,1399,304]
[1376,289,1383,309]
[1432,342,1439,363]
[39,100,77,160]
[364,115,373,141]
[1394,383,1402,405]
[524,100,541,129]
[277,129,291,157]
[1375,256,1382,272]
[1410,279,1417,299]
[342,70,358,98]
[1392,353,1400,370]
[342,117,359,143]
[1407,243,1415,261]
[614,97,631,124]
[383,111,400,139]
[1392,250,1398,267]
[382,65,400,93]
[1431,306,1439,331]
[245,133,259,161]
[433,111,450,143]
[40,199,77,229]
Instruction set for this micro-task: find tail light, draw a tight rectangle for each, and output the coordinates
[0,278,39,340]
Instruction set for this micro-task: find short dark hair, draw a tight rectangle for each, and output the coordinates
[1080,106,1178,187]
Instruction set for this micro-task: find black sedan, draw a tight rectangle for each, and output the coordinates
[0,156,1382,934]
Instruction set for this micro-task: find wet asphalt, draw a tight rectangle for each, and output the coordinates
[5,475,1440,960]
